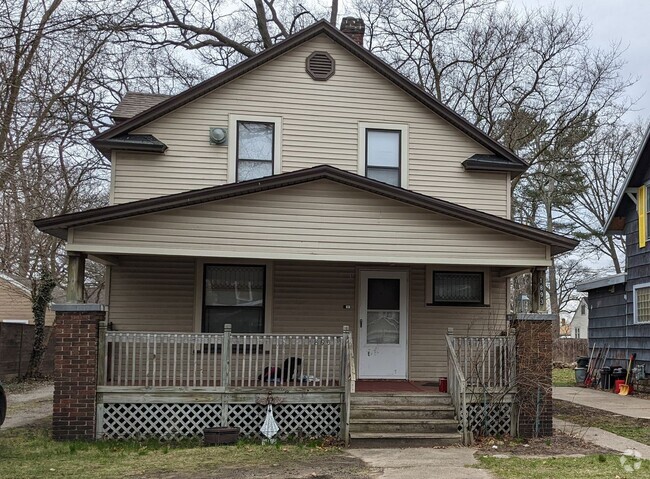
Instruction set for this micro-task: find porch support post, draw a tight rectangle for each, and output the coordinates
[507,314,554,438]
[51,303,107,441]
[66,252,86,303]
[220,324,232,427]
[530,268,546,313]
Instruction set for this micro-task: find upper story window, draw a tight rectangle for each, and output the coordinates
[581,303,586,315]
[237,121,274,181]
[228,115,282,183]
[358,122,408,188]
[366,129,401,186]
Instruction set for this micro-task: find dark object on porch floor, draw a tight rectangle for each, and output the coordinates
[283,357,302,382]
[420,382,439,388]
[204,427,240,445]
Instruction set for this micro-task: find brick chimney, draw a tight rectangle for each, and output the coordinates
[340,17,365,47]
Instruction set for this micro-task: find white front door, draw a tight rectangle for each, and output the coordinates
[358,270,408,379]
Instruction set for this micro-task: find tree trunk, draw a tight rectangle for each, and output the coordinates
[26,271,56,379]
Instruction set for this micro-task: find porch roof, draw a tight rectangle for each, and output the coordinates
[35,165,577,257]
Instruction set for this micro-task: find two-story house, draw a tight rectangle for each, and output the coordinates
[578,126,650,373]
[35,19,577,444]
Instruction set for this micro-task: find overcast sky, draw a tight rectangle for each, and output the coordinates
[513,0,650,119]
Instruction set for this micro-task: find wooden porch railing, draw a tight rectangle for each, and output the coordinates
[453,334,516,390]
[446,329,517,445]
[101,325,349,390]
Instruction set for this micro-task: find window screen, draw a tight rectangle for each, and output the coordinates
[203,265,265,333]
[432,271,484,305]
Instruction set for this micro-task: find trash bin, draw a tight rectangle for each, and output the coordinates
[575,367,587,384]
[612,367,627,382]
[576,356,589,368]
[600,367,612,389]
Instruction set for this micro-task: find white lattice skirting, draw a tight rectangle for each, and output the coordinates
[466,402,513,436]
[99,403,341,440]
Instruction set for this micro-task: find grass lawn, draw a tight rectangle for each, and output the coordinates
[479,454,650,478]
[555,399,650,446]
[553,368,577,387]
[0,419,368,479]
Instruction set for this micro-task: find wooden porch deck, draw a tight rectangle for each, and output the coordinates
[354,380,444,394]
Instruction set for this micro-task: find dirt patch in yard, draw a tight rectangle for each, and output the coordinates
[155,454,378,479]
[554,398,650,446]
[475,431,613,457]
[2,382,53,430]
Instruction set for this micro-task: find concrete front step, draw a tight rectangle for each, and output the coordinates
[350,393,452,407]
[350,418,460,434]
[350,432,462,448]
[350,404,455,420]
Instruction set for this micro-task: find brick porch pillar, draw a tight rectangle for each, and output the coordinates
[508,314,555,438]
[51,304,107,441]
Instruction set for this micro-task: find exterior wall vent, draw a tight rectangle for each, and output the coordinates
[306,51,335,81]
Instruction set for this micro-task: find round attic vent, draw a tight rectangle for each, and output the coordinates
[306,51,335,81]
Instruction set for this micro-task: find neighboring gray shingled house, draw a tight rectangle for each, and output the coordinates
[577,126,650,371]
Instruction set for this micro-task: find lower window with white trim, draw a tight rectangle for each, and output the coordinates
[425,266,490,306]
[202,264,266,333]
[634,283,650,324]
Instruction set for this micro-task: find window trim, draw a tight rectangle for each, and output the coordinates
[358,122,408,188]
[228,115,282,183]
[633,282,650,324]
[194,258,274,333]
[424,266,490,307]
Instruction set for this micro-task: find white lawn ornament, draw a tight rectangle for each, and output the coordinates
[260,404,279,444]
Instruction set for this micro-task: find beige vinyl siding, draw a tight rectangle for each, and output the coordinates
[409,265,507,380]
[271,262,506,381]
[0,280,54,325]
[70,180,548,266]
[272,261,356,334]
[112,34,508,217]
[107,256,195,331]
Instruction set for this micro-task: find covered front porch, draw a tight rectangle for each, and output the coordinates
[84,253,522,444]
[36,168,574,443]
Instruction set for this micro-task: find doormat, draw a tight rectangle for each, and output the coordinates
[420,382,438,387]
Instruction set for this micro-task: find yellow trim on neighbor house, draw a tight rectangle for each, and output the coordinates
[639,185,647,248]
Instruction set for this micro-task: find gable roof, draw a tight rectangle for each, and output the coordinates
[606,125,650,233]
[0,273,31,297]
[92,20,528,175]
[110,92,171,122]
[34,165,577,255]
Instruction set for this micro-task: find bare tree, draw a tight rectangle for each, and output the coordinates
[561,121,645,273]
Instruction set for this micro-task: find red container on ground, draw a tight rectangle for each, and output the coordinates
[613,380,634,394]
[439,377,448,393]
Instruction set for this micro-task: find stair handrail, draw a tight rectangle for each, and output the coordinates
[341,326,355,446]
[446,330,470,445]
